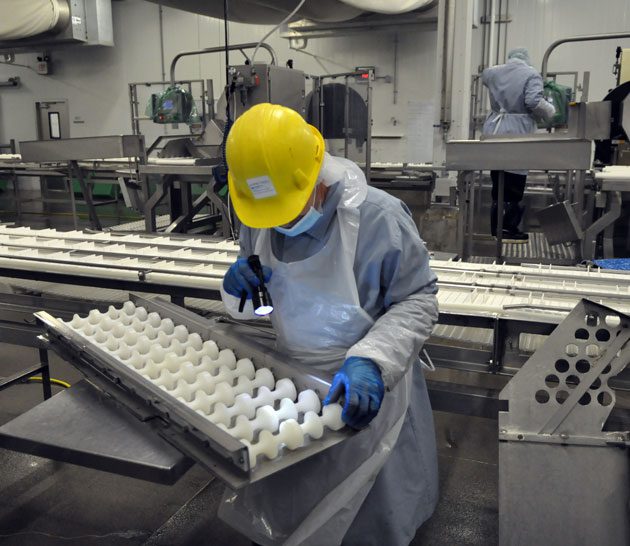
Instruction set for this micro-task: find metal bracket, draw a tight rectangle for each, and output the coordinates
[499,299,630,444]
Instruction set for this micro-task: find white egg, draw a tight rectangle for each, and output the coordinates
[170,339,186,357]
[144,325,158,340]
[99,317,114,332]
[105,337,119,352]
[135,306,148,321]
[147,312,162,328]
[123,331,139,346]
[149,345,165,364]
[157,331,171,349]
[69,314,84,329]
[128,351,144,370]
[131,319,145,334]
[117,345,132,360]
[188,333,203,351]
[173,325,189,343]
[136,335,151,355]
[87,309,101,325]
[160,318,175,335]
[93,328,108,344]
[81,324,96,337]
[111,324,126,339]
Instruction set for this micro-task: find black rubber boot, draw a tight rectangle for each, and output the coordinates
[504,202,524,233]
[503,202,528,243]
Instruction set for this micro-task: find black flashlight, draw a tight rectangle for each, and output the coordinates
[238,254,273,316]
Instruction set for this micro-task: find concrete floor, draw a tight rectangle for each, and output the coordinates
[0,343,499,546]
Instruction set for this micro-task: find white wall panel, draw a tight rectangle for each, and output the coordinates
[0,1,437,163]
[505,0,630,100]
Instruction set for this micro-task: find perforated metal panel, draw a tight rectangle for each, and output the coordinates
[499,299,630,442]
[498,300,630,546]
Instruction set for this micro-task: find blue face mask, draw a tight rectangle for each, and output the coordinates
[274,206,323,237]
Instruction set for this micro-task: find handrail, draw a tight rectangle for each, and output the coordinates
[541,32,630,80]
[170,42,277,84]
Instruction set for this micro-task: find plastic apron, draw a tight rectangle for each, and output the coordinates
[218,159,412,546]
[484,83,537,176]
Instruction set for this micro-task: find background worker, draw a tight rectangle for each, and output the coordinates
[482,47,556,242]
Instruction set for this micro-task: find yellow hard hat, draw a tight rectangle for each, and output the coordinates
[226,103,325,229]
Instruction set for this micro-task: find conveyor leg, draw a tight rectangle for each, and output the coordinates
[69,160,102,231]
[496,172,504,264]
[11,172,22,225]
[170,295,185,308]
[39,348,52,400]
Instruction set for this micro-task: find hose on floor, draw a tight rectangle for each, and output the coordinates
[26,376,71,389]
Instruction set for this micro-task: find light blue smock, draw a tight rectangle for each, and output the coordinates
[219,160,439,545]
[240,181,439,385]
[482,58,554,175]
[482,57,548,137]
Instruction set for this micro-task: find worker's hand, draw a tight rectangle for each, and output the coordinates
[223,257,272,299]
[323,357,385,430]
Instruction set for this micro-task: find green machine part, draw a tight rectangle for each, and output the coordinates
[146,85,198,124]
[538,80,572,129]
[71,172,117,199]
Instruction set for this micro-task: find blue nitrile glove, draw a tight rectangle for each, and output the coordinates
[323,356,385,430]
[223,257,272,299]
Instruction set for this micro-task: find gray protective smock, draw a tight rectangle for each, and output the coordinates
[482,57,555,175]
[219,155,439,546]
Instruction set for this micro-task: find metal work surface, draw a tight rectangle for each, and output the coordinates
[498,300,630,545]
[34,295,350,489]
[0,379,192,485]
[19,136,145,163]
[445,137,592,171]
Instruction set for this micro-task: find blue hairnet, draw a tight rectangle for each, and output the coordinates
[508,47,531,64]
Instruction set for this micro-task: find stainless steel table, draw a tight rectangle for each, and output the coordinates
[0,379,193,484]
[446,137,592,262]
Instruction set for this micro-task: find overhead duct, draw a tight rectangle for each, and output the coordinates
[0,0,70,41]
[144,0,362,23]
[0,0,113,54]
[144,0,435,24]
[337,0,434,14]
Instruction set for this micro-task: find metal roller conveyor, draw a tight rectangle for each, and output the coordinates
[0,226,240,299]
[0,224,629,320]
[35,294,351,488]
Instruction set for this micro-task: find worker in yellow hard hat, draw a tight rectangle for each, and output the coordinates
[219,103,438,546]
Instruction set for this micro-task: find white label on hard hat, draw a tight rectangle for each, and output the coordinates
[247,176,277,199]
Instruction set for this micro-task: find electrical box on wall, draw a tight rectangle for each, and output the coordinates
[0,0,113,54]
[36,56,51,75]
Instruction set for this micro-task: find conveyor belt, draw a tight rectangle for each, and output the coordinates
[0,226,238,294]
[0,224,628,332]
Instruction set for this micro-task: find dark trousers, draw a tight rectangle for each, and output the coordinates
[490,171,527,235]
[491,170,527,201]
